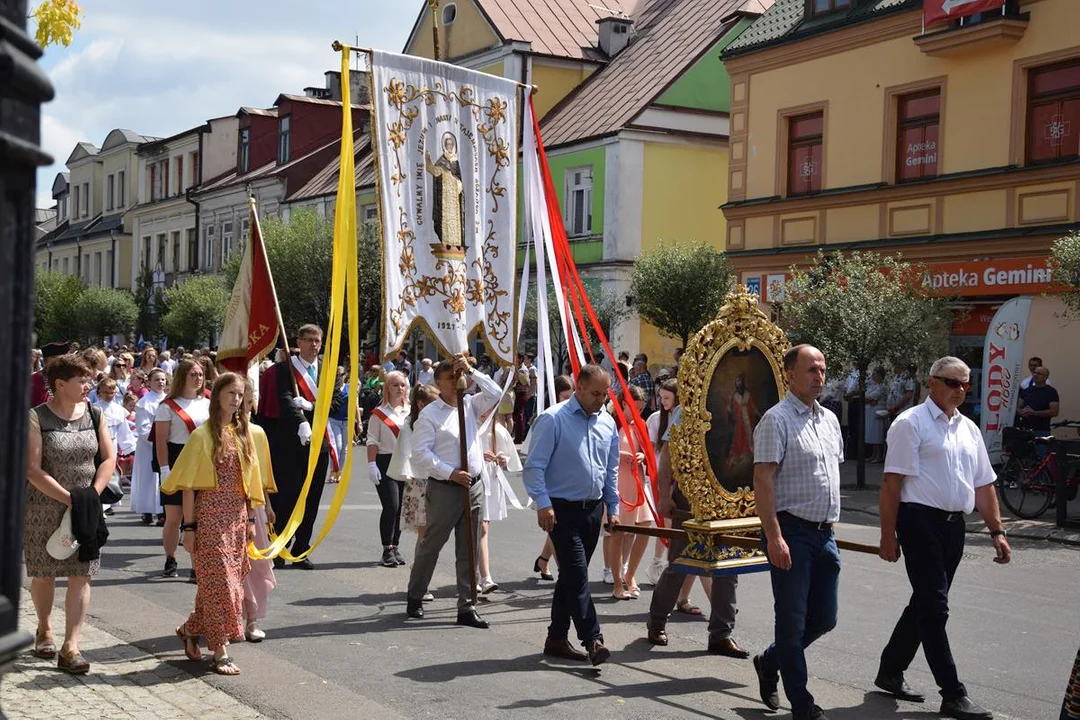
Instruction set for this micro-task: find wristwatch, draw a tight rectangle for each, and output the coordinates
[990,529,1007,538]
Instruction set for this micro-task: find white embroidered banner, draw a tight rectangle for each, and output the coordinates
[371,50,519,363]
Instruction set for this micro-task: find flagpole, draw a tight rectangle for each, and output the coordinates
[428,0,442,62]
[248,196,299,396]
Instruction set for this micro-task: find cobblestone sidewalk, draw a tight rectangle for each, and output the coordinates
[1,591,262,720]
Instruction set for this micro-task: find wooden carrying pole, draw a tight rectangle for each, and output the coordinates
[613,524,880,555]
[456,361,478,604]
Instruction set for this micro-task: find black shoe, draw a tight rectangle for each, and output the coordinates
[456,610,489,629]
[792,705,827,720]
[753,654,780,711]
[155,514,166,527]
[939,696,993,720]
[103,506,115,516]
[874,672,925,702]
[273,557,285,569]
[587,638,611,666]
[292,558,315,570]
[533,555,554,581]
[406,598,424,619]
[140,514,153,526]
[380,548,397,568]
[543,639,588,662]
[162,556,178,578]
[392,547,406,566]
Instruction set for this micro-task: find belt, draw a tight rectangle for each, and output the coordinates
[777,511,833,531]
[901,503,964,522]
[429,475,481,487]
[551,498,603,511]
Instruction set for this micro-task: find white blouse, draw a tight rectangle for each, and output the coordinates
[366,403,409,455]
[153,396,210,443]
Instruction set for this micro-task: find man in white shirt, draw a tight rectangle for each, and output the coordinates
[406,356,504,628]
[876,356,1010,720]
[1019,355,1052,390]
[159,350,177,375]
[417,358,435,386]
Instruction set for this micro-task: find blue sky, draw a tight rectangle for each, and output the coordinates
[34,0,422,206]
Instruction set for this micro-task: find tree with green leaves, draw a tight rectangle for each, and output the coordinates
[778,250,951,488]
[1052,230,1080,319]
[520,282,628,376]
[223,210,382,343]
[34,270,83,344]
[70,287,139,344]
[630,241,734,348]
[162,276,230,349]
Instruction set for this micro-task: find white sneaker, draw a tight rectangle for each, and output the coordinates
[480,579,499,594]
[602,567,614,585]
[645,558,667,586]
[245,625,266,643]
[421,592,434,602]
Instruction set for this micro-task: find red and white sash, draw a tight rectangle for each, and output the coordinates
[371,406,400,438]
[164,398,197,433]
[290,358,339,472]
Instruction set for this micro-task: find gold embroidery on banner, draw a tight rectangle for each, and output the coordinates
[381,77,513,356]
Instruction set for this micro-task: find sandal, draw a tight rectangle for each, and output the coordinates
[676,599,703,616]
[176,625,202,661]
[57,648,89,674]
[626,583,641,599]
[209,655,241,675]
[32,629,57,659]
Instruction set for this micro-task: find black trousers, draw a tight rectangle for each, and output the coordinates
[547,499,604,647]
[273,449,331,555]
[374,453,403,547]
[880,502,967,700]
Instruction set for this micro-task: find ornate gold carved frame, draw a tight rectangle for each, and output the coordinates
[668,288,791,573]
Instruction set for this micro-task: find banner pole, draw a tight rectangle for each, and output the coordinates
[429,0,442,61]
[249,196,299,397]
[455,357,478,605]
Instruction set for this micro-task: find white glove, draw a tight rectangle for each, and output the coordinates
[297,421,312,445]
[292,396,314,412]
[368,461,382,486]
[159,465,170,485]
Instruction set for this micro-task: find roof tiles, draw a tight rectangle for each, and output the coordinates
[477,0,636,59]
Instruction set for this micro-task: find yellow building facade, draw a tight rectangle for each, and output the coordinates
[722,0,1080,413]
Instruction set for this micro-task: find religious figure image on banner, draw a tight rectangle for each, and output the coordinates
[371,50,519,364]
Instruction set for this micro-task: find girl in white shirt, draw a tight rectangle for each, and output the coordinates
[131,369,167,524]
[154,359,210,579]
[367,371,410,568]
[477,411,522,594]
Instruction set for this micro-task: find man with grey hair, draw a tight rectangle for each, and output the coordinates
[875,356,1010,720]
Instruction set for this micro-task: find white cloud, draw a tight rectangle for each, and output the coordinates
[35,0,421,206]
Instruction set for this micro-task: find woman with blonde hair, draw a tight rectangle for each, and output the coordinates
[368,370,410,567]
[163,373,267,675]
[25,354,115,673]
[138,347,159,375]
[155,359,210,579]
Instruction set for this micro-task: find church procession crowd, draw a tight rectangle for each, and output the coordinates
[20,331,1080,720]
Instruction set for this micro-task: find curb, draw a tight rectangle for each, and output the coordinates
[844,506,1080,547]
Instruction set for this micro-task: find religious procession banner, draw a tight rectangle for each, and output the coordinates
[370,50,519,364]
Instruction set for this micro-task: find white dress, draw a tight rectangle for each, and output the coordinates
[481,423,523,522]
[129,390,164,515]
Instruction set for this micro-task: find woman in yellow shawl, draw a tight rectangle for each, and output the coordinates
[162,372,267,675]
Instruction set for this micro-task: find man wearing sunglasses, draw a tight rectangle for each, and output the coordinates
[875,356,1010,720]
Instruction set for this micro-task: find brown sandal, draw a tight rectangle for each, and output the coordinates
[176,625,202,661]
[209,655,241,675]
[676,599,703,616]
[57,648,89,674]
[32,629,57,659]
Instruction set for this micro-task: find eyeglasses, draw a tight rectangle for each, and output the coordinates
[932,376,971,392]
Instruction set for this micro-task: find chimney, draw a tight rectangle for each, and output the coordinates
[596,16,633,58]
[324,70,371,105]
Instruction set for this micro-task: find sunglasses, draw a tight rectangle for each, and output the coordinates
[933,376,971,392]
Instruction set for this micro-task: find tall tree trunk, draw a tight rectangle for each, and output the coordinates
[857,365,868,490]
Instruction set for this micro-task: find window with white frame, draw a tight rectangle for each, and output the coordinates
[156,233,167,271]
[564,166,593,237]
[278,116,291,165]
[204,225,215,269]
[73,189,80,218]
[171,230,181,272]
[240,217,250,254]
[142,236,151,270]
[361,204,378,222]
[106,174,115,211]
[62,257,69,275]
[117,170,125,206]
[222,221,234,263]
[82,183,89,217]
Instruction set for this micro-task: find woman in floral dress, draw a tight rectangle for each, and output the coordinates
[161,373,267,675]
[391,384,439,550]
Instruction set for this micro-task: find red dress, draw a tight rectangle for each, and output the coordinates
[184,440,249,651]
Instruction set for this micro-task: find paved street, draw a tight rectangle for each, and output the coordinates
[4,465,1078,720]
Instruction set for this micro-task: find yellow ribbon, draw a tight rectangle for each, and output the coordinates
[249,47,359,561]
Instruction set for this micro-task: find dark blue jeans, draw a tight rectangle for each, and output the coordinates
[548,499,604,648]
[762,514,841,713]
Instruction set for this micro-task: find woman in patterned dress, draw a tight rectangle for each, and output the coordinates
[25,354,116,674]
[161,373,267,675]
[391,384,439,559]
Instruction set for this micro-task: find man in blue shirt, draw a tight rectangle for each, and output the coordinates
[524,364,620,666]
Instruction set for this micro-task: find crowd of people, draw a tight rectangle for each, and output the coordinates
[22,332,1079,719]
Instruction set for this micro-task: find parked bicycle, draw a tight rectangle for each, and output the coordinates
[997,420,1080,519]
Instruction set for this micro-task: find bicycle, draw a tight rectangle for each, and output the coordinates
[997,420,1080,519]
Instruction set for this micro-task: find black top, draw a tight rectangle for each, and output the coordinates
[1018,384,1060,433]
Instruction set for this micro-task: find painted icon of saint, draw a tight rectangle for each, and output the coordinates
[426,132,466,248]
[726,373,760,476]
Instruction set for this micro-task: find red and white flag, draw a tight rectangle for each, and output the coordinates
[218,202,282,373]
[924,0,1004,27]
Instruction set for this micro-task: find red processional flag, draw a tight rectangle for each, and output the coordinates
[924,0,1005,27]
[217,203,282,373]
